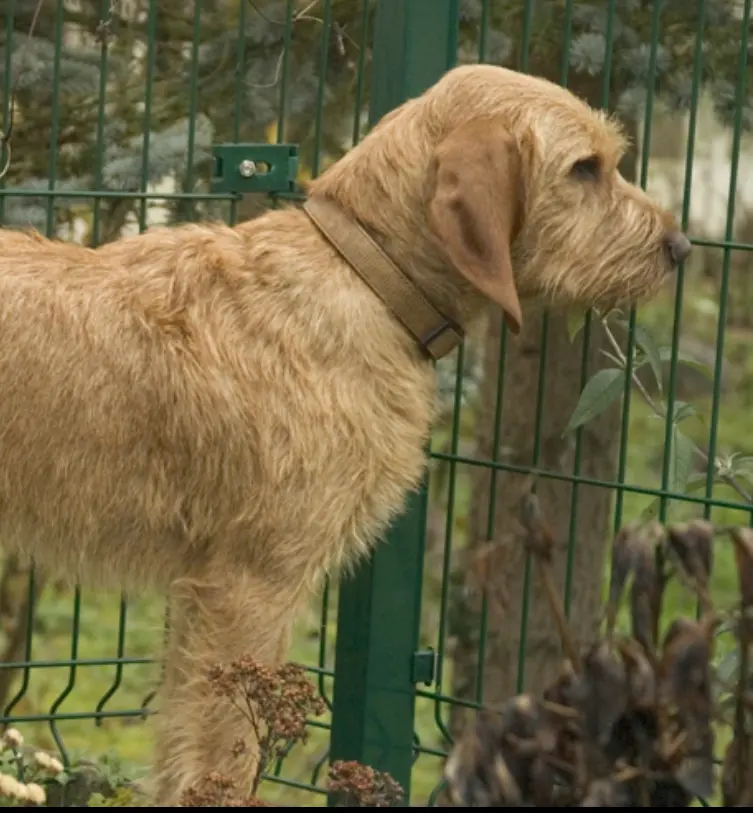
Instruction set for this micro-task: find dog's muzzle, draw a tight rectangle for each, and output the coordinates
[664,230,692,268]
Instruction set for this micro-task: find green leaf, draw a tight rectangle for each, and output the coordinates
[629,322,664,395]
[730,454,753,478]
[598,348,624,367]
[716,647,739,686]
[671,400,697,424]
[715,617,739,639]
[657,347,714,379]
[726,456,753,488]
[567,309,587,343]
[667,427,697,497]
[650,400,697,424]
[563,368,626,435]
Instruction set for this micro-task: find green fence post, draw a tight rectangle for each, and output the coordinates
[328,0,459,806]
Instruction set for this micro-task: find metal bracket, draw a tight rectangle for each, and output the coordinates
[211,143,299,195]
[411,648,439,686]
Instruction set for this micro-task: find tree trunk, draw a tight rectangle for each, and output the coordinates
[448,77,639,736]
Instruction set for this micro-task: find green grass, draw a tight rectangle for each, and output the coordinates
[0,279,750,806]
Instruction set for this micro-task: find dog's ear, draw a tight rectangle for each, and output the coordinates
[428,118,524,334]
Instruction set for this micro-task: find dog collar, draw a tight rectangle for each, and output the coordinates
[302,196,464,362]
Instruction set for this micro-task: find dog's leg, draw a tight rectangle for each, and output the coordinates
[149,571,308,806]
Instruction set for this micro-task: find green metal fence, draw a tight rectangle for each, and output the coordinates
[0,0,751,806]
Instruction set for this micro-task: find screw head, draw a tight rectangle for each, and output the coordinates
[238,159,257,178]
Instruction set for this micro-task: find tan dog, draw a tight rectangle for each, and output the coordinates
[0,65,688,803]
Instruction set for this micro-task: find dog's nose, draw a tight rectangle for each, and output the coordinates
[664,229,692,267]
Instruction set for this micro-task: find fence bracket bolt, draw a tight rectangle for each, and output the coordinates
[411,649,438,686]
[238,159,257,178]
[211,143,299,195]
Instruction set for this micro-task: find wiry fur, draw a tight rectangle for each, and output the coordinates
[0,65,686,803]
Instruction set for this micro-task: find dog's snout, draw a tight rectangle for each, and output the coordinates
[663,229,692,267]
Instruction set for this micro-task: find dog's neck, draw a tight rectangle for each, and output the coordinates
[306,122,491,333]
[301,185,490,333]
[302,195,463,362]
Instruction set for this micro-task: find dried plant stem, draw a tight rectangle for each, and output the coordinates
[600,318,753,505]
[541,699,579,719]
[537,559,583,673]
[0,0,46,181]
[244,0,362,92]
[446,516,749,807]
[735,617,751,794]
[661,730,687,763]
[613,764,644,783]
[519,490,583,672]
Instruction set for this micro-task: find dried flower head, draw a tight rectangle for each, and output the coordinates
[443,518,743,807]
[178,772,272,807]
[206,656,327,793]
[25,782,46,805]
[231,737,247,757]
[0,772,23,799]
[33,750,64,774]
[327,760,404,807]
[0,772,45,804]
[2,728,23,749]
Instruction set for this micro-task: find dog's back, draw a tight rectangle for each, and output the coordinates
[0,225,244,586]
[0,214,435,590]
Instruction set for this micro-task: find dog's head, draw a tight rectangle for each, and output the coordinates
[311,64,689,334]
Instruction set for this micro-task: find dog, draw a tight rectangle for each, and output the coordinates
[0,64,689,803]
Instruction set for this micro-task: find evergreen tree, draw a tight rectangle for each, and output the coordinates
[0,0,372,236]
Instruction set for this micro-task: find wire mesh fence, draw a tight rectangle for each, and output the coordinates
[0,0,750,806]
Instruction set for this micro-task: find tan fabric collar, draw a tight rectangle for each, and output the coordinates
[302,196,463,362]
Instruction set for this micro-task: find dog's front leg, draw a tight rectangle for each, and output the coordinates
[149,571,308,806]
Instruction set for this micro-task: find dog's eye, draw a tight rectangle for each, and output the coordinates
[571,156,601,182]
